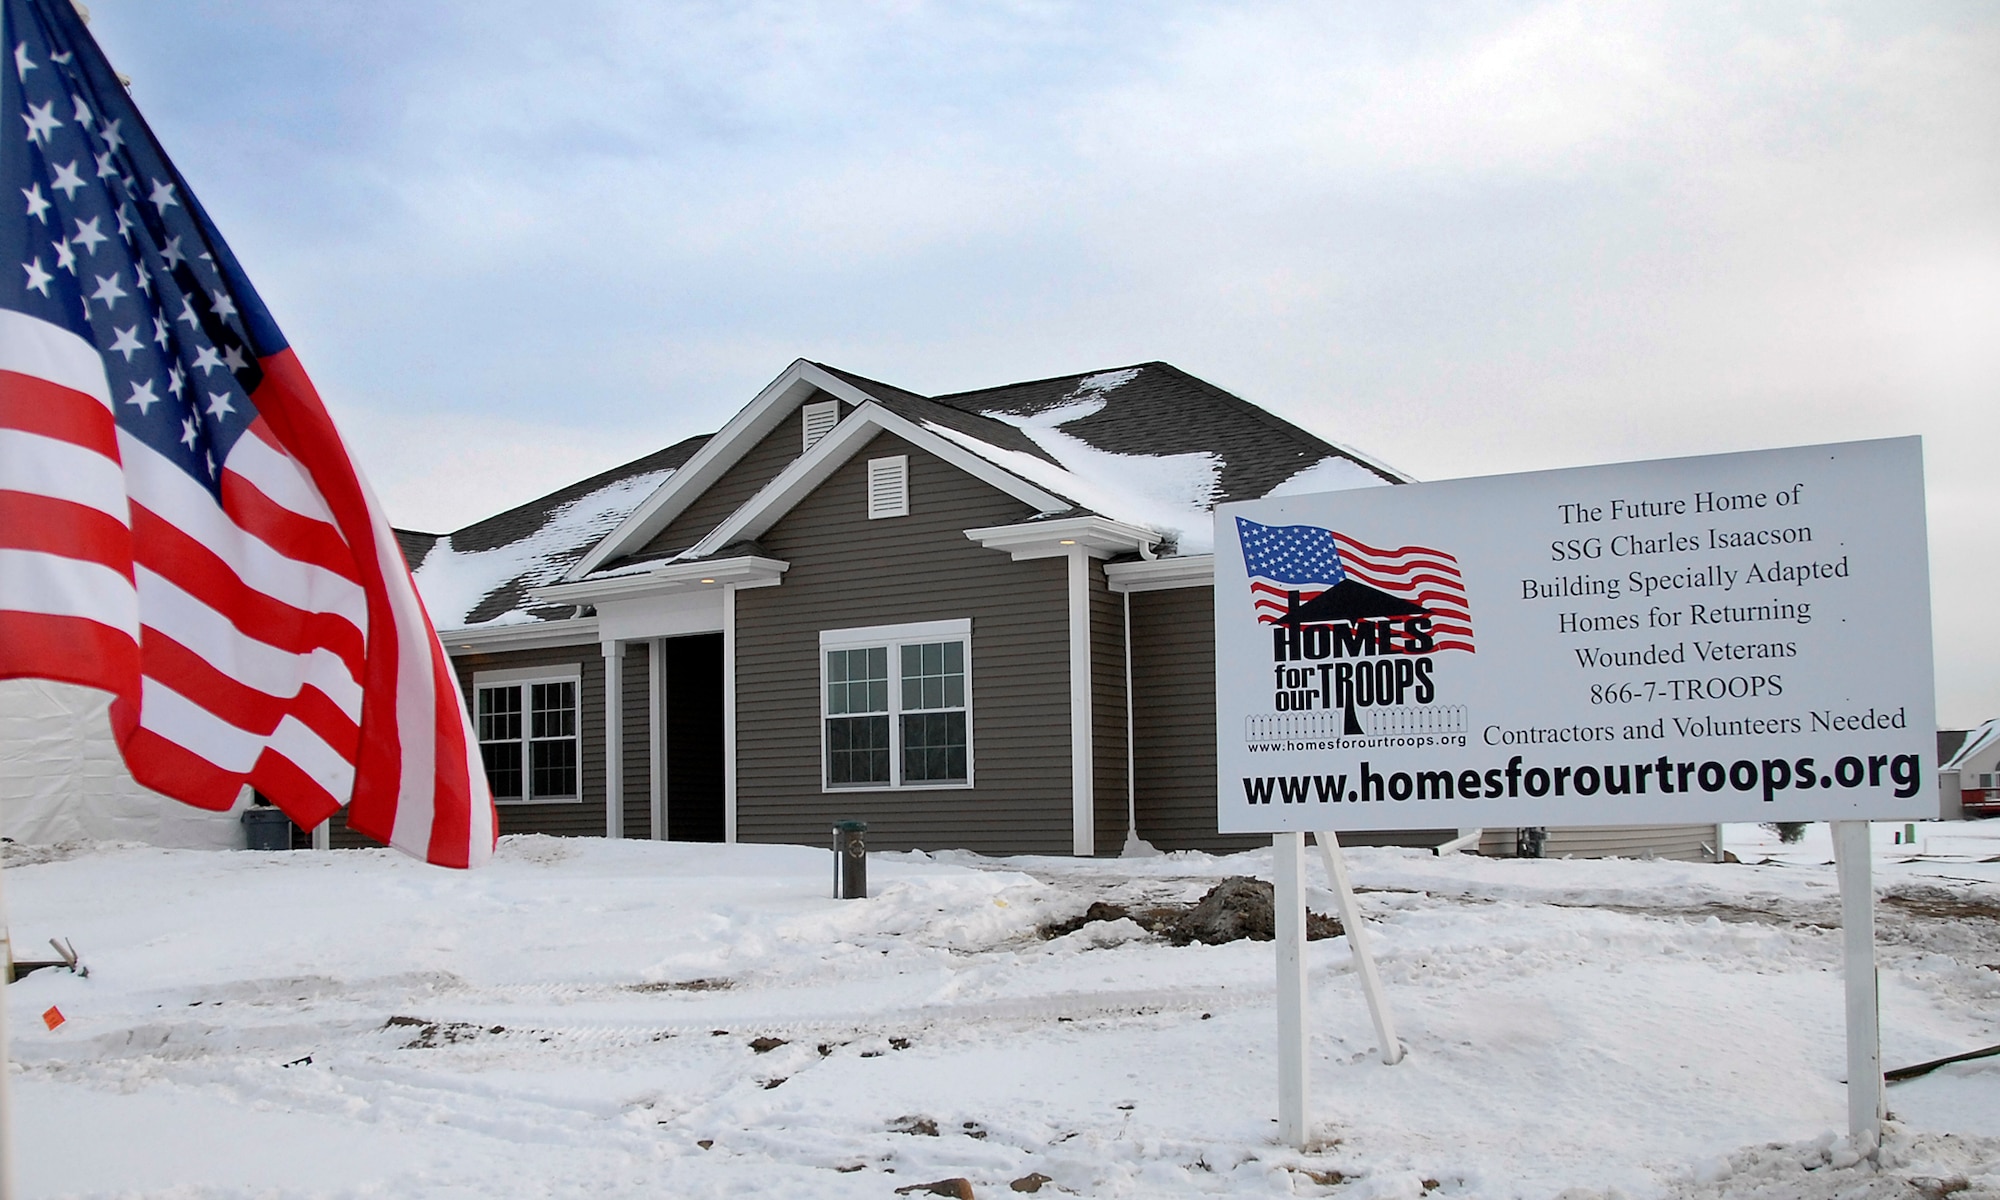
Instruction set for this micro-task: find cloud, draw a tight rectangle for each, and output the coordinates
[87,0,2000,721]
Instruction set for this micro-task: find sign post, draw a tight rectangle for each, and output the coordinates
[1216,438,1934,1152]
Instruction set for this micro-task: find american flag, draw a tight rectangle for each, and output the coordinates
[1236,517,1475,653]
[0,0,494,866]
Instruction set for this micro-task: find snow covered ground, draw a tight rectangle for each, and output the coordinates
[8,825,2000,1199]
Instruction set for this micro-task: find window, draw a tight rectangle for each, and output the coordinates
[802,399,839,451]
[867,455,908,519]
[474,667,582,802]
[821,620,970,789]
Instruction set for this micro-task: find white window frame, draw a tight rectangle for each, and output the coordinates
[473,665,584,805]
[819,618,972,791]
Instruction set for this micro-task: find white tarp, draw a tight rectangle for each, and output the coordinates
[0,678,249,849]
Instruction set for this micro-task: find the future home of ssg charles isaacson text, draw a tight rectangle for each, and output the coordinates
[1215,437,1935,834]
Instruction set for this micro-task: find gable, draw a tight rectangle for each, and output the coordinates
[630,396,841,562]
[759,429,1041,556]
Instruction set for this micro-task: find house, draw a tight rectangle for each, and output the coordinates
[1941,720,2000,818]
[315,359,1721,860]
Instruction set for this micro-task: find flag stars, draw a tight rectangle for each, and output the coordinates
[179,416,199,450]
[124,379,159,415]
[115,205,135,242]
[161,236,186,269]
[148,178,178,213]
[209,289,237,320]
[94,150,118,179]
[22,183,49,223]
[89,271,126,311]
[175,294,199,328]
[166,363,185,398]
[107,325,144,361]
[22,99,60,144]
[152,315,170,347]
[49,160,84,199]
[14,42,35,80]
[221,344,248,374]
[71,95,90,127]
[98,118,122,153]
[190,344,224,375]
[53,238,75,274]
[206,392,234,419]
[22,257,51,296]
[72,216,107,255]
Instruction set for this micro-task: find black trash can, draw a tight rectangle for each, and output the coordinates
[242,805,293,851]
[833,820,868,899]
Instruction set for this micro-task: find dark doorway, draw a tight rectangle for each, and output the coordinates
[664,633,725,842]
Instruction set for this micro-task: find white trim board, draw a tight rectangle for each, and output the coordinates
[1103,554,1215,593]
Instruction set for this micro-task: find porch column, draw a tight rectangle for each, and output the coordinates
[723,585,738,843]
[649,638,666,840]
[602,639,623,839]
[1067,545,1093,856]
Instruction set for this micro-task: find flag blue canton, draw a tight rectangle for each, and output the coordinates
[3,0,283,496]
[1236,518,1348,586]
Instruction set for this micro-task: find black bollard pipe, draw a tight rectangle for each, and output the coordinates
[833,820,868,899]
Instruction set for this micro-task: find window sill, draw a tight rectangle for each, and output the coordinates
[822,782,974,793]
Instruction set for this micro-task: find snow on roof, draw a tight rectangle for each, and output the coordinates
[415,468,675,628]
[1946,719,2000,771]
[1263,454,1395,499]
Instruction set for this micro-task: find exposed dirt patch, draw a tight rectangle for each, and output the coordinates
[1040,877,1343,945]
[627,977,733,993]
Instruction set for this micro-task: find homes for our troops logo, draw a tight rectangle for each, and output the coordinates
[1238,518,1475,737]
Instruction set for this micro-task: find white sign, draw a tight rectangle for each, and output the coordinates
[1215,438,1935,833]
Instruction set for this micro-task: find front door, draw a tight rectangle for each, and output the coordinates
[663,633,725,841]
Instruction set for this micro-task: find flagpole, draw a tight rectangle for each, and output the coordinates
[0,839,19,1200]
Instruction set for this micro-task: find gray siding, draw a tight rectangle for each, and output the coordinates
[1129,586,1263,853]
[735,430,1076,854]
[1091,565,1129,855]
[323,642,605,847]
[1479,824,1721,861]
[638,399,824,557]
[1127,585,1453,853]
[621,641,651,839]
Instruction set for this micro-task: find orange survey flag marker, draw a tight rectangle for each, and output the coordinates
[41,1007,64,1031]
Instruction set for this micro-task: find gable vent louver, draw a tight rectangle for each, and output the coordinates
[867,455,909,519]
[802,400,839,452]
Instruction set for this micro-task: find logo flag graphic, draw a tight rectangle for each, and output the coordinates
[0,0,494,866]
[1236,517,1475,652]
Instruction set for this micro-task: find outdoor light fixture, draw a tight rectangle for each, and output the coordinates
[700,578,716,584]
[1059,539,1076,545]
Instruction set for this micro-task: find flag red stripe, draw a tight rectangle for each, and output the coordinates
[0,369,118,457]
[0,609,138,697]
[219,470,360,584]
[424,634,474,868]
[0,490,132,574]
[118,723,245,811]
[131,504,367,677]
[250,750,342,828]
[1332,532,1463,568]
[139,630,359,754]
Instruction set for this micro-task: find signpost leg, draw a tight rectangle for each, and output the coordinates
[1315,832,1404,1065]
[1274,833,1310,1149]
[1832,820,1882,1154]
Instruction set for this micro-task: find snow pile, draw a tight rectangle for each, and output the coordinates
[1266,454,1397,499]
[413,468,673,627]
[12,831,2000,1197]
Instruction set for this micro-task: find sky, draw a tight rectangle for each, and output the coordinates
[83,1,2000,724]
